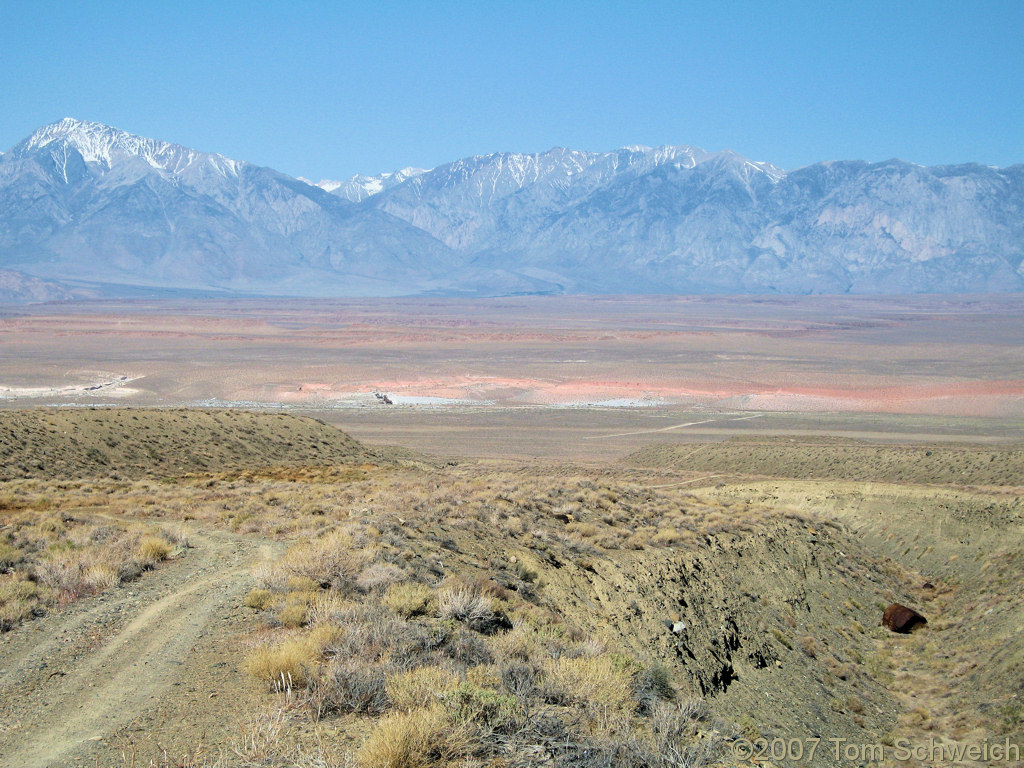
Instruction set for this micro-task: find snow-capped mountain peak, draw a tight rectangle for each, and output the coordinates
[2,118,1021,300]
[317,166,428,202]
[14,117,244,178]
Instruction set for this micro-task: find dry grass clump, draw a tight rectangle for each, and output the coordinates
[246,638,317,689]
[265,586,322,628]
[277,601,309,628]
[83,562,121,591]
[382,581,434,617]
[357,706,464,768]
[0,502,184,629]
[386,665,459,710]
[543,655,636,714]
[305,590,351,625]
[798,634,821,658]
[446,682,520,731]
[0,574,45,630]
[136,534,173,567]
[245,624,341,689]
[245,588,273,610]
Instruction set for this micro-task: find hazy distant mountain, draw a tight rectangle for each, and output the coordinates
[0,268,85,303]
[356,147,1023,294]
[1,118,1022,300]
[0,119,457,297]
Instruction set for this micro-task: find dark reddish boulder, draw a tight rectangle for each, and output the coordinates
[882,603,927,633]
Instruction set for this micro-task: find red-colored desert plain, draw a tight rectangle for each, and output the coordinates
[3,294,1022,409]
[2,294,1022,456]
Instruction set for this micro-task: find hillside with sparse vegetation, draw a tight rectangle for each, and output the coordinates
[1,408,1022,767]
[0,408,372,480]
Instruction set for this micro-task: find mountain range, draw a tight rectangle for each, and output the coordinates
[1,118,1022,301]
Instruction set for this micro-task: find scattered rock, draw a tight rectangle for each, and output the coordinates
[881,603,927,633]
[468,611,513,635]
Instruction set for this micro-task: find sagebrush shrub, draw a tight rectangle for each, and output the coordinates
[322,658,390,715]
[357,562,407,593]
[437,585,492,623]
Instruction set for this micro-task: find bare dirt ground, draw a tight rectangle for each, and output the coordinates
[0,517,283,768]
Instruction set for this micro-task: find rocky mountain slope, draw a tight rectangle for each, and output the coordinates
[1,118,1022,300]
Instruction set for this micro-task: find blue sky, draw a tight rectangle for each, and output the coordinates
[2,1,1022,179]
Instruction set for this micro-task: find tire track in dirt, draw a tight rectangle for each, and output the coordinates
[0,527,282,768]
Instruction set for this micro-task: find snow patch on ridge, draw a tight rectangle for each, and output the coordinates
[19,117,245,179]
[319,166,428,202]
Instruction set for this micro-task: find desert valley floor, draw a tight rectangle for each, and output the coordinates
[0,295,1022,767]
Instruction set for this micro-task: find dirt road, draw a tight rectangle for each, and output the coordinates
[0,526,282,768]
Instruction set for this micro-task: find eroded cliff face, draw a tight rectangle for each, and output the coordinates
[531,515,915,761]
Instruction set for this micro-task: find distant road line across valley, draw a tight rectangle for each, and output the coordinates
[584,413,762,440]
